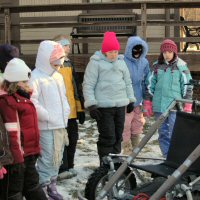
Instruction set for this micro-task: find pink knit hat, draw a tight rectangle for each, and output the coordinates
[49,43,65,64]
[101,32,120,53]
[160,39,178,56]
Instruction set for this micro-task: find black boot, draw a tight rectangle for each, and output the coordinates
[24,185,48,200]
[8,193,23,200]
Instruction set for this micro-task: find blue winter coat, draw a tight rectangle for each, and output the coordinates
[124,36,150,107]
[83,51,136,108]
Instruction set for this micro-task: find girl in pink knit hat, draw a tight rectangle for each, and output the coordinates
[144,39,193,158]
[83,32,135,164]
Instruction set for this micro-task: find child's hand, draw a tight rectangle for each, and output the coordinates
[126,103,134,113]
[0,167,7,179]
[77,112,85,124]
[143,100,153,117]
[183,103,192,113]
[88,105,102,121]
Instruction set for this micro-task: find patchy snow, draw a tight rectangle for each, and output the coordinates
[56,115,163,200]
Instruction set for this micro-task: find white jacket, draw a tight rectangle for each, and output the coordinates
[29,40,70,130]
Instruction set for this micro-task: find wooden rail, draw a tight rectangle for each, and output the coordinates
[1,1,200,43]
[1,1,200,72]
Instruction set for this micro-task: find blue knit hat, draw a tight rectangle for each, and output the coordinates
[57,39,70,47]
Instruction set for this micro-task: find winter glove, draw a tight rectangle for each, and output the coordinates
[143,100,153,117]
[88,105,102,121]
[127,103,134,113]
[183,103,192,113]
[77,112,85,124]
[0,166,7,179]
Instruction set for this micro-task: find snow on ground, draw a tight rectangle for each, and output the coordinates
[57,115,163,200]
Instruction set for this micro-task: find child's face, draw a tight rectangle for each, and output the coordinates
[63,45,70,56]
[163,51,174,62]
[51,57,65,71]
[105,50,118,62]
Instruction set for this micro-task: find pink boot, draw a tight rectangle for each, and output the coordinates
[42,186,54,200]
[47,178,63,200]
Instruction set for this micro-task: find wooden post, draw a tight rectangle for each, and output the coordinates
[141,3,147,40]
[11,0,20,50]
[4,8,11,44]
[165,0,170,38]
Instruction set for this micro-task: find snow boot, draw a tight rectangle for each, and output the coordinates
[8,192,23,200]
[42,185,54,200]
[25,185,48,200]
[131,134,140,149]
[47,178,63,200]
[122,141,132,155]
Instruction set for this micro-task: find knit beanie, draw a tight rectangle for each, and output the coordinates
[101,32,120,53]
[160,39,178,56]
[0,44,19,73]
[3,58,31,82]
[49,43,65,65]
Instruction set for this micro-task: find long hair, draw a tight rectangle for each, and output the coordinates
[158,52,177,64]
[1,80,19,95]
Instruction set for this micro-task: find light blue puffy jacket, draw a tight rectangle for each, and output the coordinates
[83,51,136,108]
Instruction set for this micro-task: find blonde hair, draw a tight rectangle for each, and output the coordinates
[1,80,19,95]
[53,34,71,43]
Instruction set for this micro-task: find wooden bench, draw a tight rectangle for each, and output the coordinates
[70,13,137,54]
[180,16,200,52]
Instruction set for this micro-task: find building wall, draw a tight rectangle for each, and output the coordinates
[18,0,177,54]
[19,0,82,54]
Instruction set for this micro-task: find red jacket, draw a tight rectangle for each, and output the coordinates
[0,93,40,164]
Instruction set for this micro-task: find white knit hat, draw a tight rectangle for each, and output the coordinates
[3,58,31,82]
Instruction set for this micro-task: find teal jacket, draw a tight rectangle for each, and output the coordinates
[147,58,193,113]
[83,51,136,108]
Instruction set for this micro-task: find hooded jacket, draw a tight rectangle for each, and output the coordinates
[29,40,70,130]
[83,51,135,108]
[124,36,150,107]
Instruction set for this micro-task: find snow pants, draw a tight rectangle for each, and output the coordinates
[154,111,176,158]
[96,106,125,160]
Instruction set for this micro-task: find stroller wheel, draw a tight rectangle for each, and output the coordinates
[85,164,136,200]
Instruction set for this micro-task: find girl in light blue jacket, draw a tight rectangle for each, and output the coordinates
[83,32,135,164]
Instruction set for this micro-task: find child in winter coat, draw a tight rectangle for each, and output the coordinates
[83,32,135,164]
[29,40,70,200]
[122,36,150,154]
[0,58,47,200]
[54,35,85,177]
[145,39,193,158]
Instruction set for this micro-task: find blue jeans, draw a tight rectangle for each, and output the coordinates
[37,130,60,185]
[154,111,176,158]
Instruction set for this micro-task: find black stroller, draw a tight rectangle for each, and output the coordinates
[79,80,200,200]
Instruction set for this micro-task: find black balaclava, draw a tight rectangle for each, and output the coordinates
[132,45,143,59]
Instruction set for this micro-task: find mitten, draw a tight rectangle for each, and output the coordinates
[183,103,192,113]
[0,167,7,179]
[88,106,102,121]
[143,100,153,117]
[127,103,134,113]
[77,112,85,124]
